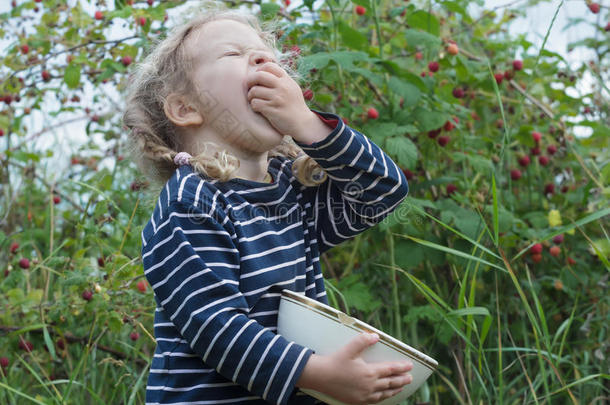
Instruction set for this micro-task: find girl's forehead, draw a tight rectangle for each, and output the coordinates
[196,19,262,44]
[188,19,270,59]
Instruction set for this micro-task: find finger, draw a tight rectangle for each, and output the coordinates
[374,361,413,378]
[247,85,275,103]
[339,332,379,359]
[247,69,280,91]
[372,387,404,403]
[255,62,285,78]
[373,374,412,392]
[249,97,271,113]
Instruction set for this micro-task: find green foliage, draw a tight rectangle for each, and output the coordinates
[0,0,609,404]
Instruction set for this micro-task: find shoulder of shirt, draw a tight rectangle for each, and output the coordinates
[140,166,228,245]
[140,157,297,246]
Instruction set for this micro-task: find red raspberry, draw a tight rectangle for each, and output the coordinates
[518,155,530,167]
[367,107,379,119]
[530,243,543,254]
[437,135,450,147]
[531,131,542,143]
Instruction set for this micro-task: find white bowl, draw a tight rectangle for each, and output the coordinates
[278,289,438,405]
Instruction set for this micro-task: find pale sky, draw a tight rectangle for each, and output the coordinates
[0,0,603,181]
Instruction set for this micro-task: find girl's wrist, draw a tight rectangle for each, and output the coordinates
[291,111,333,145]
[295,353,330,391]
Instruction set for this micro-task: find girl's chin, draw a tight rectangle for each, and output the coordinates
[249,111,283,138]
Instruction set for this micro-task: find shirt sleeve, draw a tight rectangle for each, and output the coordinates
[293,108,410,255]
[141,200,314,405]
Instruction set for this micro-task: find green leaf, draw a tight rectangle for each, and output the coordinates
[42,324,57,360]
[480,315,493,344]
[410,176,460,193]
[379,198,412,231]
[298,51,370,77]
[70,2,93,28]
[452,152,493,173]
[350,0,371,8]
[364,122,415,141]
[111,6,133,19]
[260,2,281,19]
[404,29,442,51]
[338,20,368,50]
[111,61,126,73]
[41,10,60,27]
[403,305,441,323]
[107,311,124,333]
[96,68,115,83]
[332,51,370,69]
[0,115,9,129]
[412,107,448,132]
[6,288,25,303]
[298,53,333,73]
[336,274,381,313]
[406,10,440,36]
[492,174,499,246]
[442,1,467,16]
[314,93,333,105]
[395,239,425,268]
[405,197,436,210]
[388,76,421,108]
[389,6,408,18]
[484,205,520,234]
[453,209,484,240]
[64,63,81,89]
[385,136,418,169]
[303,0,315,11]
[455,54,476,81]
[12,150,41,163]
[94,200,109,219]
[522,211,549,229]
[398,234,506,272]
[448,307,491,317]
[148,6,167,20]
[349,68,385,88]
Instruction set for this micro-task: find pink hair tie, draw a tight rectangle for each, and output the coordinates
[174,152,192,166]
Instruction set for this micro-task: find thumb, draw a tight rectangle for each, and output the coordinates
[339,332,379,359]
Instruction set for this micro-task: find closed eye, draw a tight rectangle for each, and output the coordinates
[224,51,240,56]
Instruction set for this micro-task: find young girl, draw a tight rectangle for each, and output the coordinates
[122,3,413,405]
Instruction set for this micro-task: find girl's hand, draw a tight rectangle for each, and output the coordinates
[245,62,315,141]
[297,332,414,405]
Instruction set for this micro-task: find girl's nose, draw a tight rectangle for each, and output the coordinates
[250,50,273,66]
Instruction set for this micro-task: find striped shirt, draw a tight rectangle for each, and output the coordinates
[141,109,409,405]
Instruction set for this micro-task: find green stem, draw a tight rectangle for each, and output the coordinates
[343,234,361,278]
[527,164,532,208]
[371,0,383,59]
[494,273,503,405]
[326,0,346,96]
[387,229,402,340]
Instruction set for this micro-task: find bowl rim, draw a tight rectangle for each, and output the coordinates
[280,289,438,371]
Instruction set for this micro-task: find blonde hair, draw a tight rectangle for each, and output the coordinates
[121,2,327,209]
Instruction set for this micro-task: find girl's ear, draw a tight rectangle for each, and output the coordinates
[164,93,204,127]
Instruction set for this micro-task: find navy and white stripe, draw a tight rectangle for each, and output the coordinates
[141,109,409,404]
